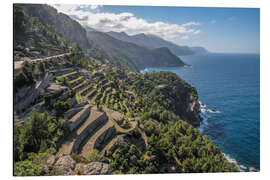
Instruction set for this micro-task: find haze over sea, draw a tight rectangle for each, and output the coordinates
[144,53,260,171]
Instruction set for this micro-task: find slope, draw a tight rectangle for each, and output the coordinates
[87,31,185,71]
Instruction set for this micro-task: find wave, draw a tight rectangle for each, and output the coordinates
[140,68,152,74]
[198,101,208,132]
[222,153,250,172]
[198,101,256,172]
[207,109,221,114]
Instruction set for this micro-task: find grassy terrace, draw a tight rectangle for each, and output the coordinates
[56,71,77,81]
[73,80,90,92]
[87,89,97,100]
[80,85,93,96]
[69,76,84,85]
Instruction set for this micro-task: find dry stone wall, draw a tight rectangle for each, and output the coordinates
[94,126,116,151]
[71,112,108,153]
[68,106,91,132]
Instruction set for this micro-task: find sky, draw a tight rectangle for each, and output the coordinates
[51,4,260,54]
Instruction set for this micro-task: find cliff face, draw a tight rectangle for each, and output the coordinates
[169,75,202,126]
[185,93,202,126]
[20,4,91,51]
[47,155,111,175]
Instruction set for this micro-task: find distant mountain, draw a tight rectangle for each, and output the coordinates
[106,31,208,56]
[189,46,208,54]
[87,31,185,70]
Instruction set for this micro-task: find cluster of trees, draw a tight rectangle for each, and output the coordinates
[105,118,237,174]
[143,120,238,173]
[14,111,64,162]
[107,144,150,174]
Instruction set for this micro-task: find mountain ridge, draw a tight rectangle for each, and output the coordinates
[106,31,208,56]
[86,30,185,71]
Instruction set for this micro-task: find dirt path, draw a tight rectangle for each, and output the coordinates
[100,136,121,155]
[30,53,71,63]
[14,53,71,70]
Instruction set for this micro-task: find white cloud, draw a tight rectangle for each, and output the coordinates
[90,5,103,10]
[193,30,200,35]
[180,35,189,40]
[51,4,201,41]
[182,21,200,27]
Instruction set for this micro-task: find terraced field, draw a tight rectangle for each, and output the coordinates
[52,69,147,158]
[55,69,143,158]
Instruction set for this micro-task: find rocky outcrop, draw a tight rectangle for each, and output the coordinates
[45,155,111,175]
[74,162,111,175]
[185,95,202,127]
[54,155,76,175]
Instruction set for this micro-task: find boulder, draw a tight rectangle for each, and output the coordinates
[54,155,76,175]
[46,155,57,166]
[249,167,258,172]
[74,162,111,175]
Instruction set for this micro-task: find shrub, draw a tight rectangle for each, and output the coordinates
[53,100,70,116]
[14,160,43,176]
[88,149,104,162]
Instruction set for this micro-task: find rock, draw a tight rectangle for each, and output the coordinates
[74,162,111,175]
[46,155,56,166]
[55,155,76,175]
[249,167,258,172]
[25,48,30,52]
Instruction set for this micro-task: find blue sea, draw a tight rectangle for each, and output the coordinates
[144,53,260,171]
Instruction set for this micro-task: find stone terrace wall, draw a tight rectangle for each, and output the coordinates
[71,112,108,154]
[94,126,116,151]
[68,106,91,132]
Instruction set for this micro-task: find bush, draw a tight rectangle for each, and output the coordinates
[88,149,104,162]
[71,154,89,164]
[53,100,70,116]
[14,160,43,176]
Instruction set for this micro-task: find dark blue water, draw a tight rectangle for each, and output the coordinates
[145,53,260,171]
